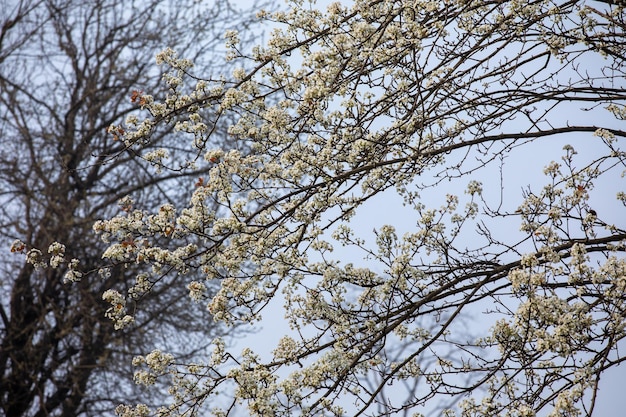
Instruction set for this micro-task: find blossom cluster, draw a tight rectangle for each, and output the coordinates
[11,240,83,283]
[102,289,133,330]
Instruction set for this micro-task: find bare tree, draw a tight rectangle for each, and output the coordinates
[0,0,266,416]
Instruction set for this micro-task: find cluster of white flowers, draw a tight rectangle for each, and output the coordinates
[224,30,240,61]
[47,242,65,268]
[128,273,151,299]
[465,180,483,196]
[548,387,586,417]
[11,240,83,282]
[132,349,175,387]
[102,289,133,330]
[272,335,298,362]
[142,148,169,172]
[114,404,151,417]
[186,280,207,302]
[63,258,83,283]
[606,104,626,120]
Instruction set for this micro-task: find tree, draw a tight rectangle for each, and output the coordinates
[94,0,625,416]
[0,0,265,415]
